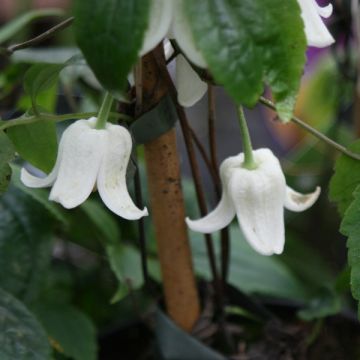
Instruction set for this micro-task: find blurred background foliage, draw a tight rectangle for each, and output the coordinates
[1,0,360,359]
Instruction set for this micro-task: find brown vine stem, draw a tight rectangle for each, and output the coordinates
[153,51,224,309]
[208,85,231,285]
[259,96,360,161]
[188,126,219,185]
[5,17,74,55]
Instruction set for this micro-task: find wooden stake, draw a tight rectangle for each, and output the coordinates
[138,48,200,331]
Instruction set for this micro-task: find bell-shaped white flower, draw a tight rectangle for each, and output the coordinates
[186,148,320,256]
[21,118,148,220]
[141,0,207,107]
[298,0,335,47]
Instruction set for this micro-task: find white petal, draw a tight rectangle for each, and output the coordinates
[164,39,175,60]
[19,119,91,188]
[186,153,243,233]
[284,185,321,212]
[316,3,333,18]
[176,55,207,107]
[171,0,206,67]
[97,124,148,220]
[21,160,60,188]
[298,0,335,47]
[140,0,173,56]
[228,149,286,256]
[49,119,107,209]
[186,191,235,233]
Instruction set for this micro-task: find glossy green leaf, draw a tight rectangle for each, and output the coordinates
[0,8,64,44]
[74,0,150,96]
[7,120,58,173]
[329,140,360,215]
[32,303,97,360]
[340,185,360,317]
[0,131,15,195]
[156,310,226,360]
[0,287,51,360]
[0,185,54,302]
[131,95,178,144]
[80,199,120,244]
[298,287,341,321]
[11,165,68,225]
[106,243,144,302]
[185,0,306,121]
[23,63,61,111]
[192,225,309,301]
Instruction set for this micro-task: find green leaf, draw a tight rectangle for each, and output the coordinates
[23,55,83,112]
[131,95,178,144]
[0,8,64,44]
[7,120,58,173]
[329,140,360,215]
[340,185,360,316]
[0,185,54,302]
[80,199,120,244]
[0,287,51,360]
[32,303,97,360]
[74,0,151,96]
[298,287,341,321]
[106,243,144,302]
[0,131,15,195]
[11,165,68,225]
[23,62,64,111]
[156,310,226,360]
[192,225,309,301]
[185,0,306,121]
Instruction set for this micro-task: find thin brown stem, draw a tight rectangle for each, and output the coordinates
[189,126,220,186]
[259,96,360,161]
[208,85,230,286]
[5,17,74,55]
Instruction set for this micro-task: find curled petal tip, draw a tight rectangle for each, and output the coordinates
[20,166,58,188]
[299,0,335,48]
[185,191,236,234]
[284,185,321,212]
[317,3,333,18]
[176,55,207,107]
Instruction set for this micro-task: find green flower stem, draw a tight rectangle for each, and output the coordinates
[238,106,257,169]
[0,112,131,132]
[95,92,114,129]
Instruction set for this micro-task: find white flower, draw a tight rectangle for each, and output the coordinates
[21,118,148,220]
[186,148,320,256]
[298,0,335,47]
[141,0,207,107]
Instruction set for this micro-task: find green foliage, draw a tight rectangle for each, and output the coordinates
[32,303,97,360]
[74,0,151,96]
[7,121,58,173]
[298,287,341,321]
[24,63,63,111]
[156,310,226,360]
[340,185,360,317]
[0,8,64,44]
[131,95,178,144]
[185,0,306,121]
[11,165,69,225]
[0,287,51,360]
[329,140,360,215]
[192,226,309,301]
[106,243,144,302]
[0,131,15,195]
[0,185,54,302]
[80,199,121,244]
